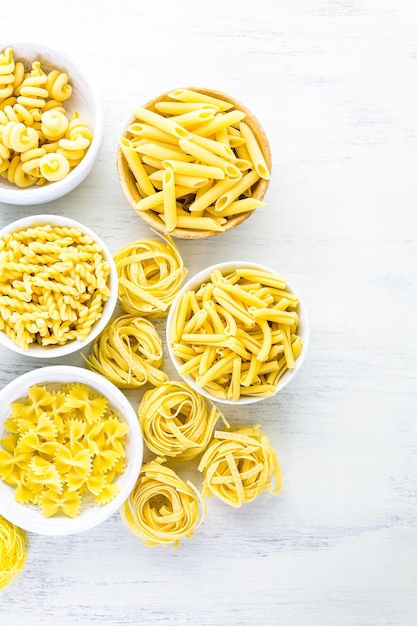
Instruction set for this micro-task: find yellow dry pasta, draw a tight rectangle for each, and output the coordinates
[198,425,282,507]
[138,380,228,460]
[119,88,271,234]
[169,267,302,399]
[0,515,28,589]
[83,314,169,389]
[120,456,205,548]
[114,230,187,319]
[0,383,128,517]
[0,224,111,350]
[0,45,93,187]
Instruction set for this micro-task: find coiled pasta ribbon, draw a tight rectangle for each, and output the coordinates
[0,515,28,589]
[114,231,187,319]
[138,380,228,460]
[198,425,282,507]
[83,314,169,389]
[120,457,205,548]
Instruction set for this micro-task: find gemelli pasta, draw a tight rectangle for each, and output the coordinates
[83,314,169,389]
[0,515,28,589]
[0,383,128,517]
[198,425,282,507]
[138,380,228,460]
[0,46,93,187]
[114,231,187,319]
[120,456,205,548]
[169,266,303,400]
[0,224,111,350]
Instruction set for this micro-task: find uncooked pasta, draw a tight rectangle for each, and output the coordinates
[0,515,28,589]
[120,457,205,548]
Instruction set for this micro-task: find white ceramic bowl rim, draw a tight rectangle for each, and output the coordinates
[0,41,103,205]
[0,214,118,358]
[0,365,143,535]
[166,261,310,405]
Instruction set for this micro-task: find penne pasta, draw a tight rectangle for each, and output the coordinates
[168,88,234,112]
[162,166,177,232]
[239,121,270,180]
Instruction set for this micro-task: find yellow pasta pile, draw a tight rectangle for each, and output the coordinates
[119,88,270,234]
[83,314,168,389]
[0,46,93,187]
[0,224,111,350]
[138,380,228,461]
[170,266,303,400]
[114,231,187,319]
[0,383,128,517]
[0,515,28,589]
[120,456,205,548]
[198,425,282,507]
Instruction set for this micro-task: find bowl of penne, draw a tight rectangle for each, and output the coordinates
[166,261,309,404]
[117,87,272,238]
[0,214,118,357]
[0,42,103,205]
[0,365,143,535]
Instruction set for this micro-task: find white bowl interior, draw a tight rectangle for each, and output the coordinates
[0,366,143,535]
[0,42,103,205]
[166,261,309,405]
[0,214,118,358]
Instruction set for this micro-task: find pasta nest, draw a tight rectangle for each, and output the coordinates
[120,457,205,548]
[114,231,187,319]
[83,314,168,389]
[0,515,28,589]
[138,380,228,461]
[198,425,282,507]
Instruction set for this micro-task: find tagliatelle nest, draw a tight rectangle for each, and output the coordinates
[198,425,282,507]
[114,231,187,319]
[0,515,28,589]
[120,457,205,548]
[138,380,228,460]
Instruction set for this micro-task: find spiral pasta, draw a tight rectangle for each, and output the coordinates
[0,45,93,187]
[83,314,169,389]
[114,231,187,319]
[0,515,28,589]
[198,425,282,507]
[0,224,111,350]
[120,457,205,548]
[138,380,228,460]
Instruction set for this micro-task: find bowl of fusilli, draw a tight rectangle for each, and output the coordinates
[0,42,103,205]
[0,214,118,357]
[0,365,143,535]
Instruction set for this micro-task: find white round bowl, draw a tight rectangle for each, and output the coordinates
[167,261,309,405]
[0,365,143,535]
[0,214,118,358]
[0,42,103,205]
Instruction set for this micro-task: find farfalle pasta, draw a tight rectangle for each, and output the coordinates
[120,457,205,548]
[0,383,128,517]
[0,515,28,589]
[114,230,187,319]
[0,45,93,187]
[198,425,282,507]
[83,314,168,389]
[138,380,228,460]
[0,223,111,350]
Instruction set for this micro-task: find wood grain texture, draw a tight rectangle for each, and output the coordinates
[1,1,417,624]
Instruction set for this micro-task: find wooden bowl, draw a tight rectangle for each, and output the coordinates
[116,87,272,239]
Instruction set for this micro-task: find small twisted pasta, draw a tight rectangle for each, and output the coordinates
[114,230,187,319]
[0,515,28,589]
[198,425,282,507]
[0,46,93,187]
[83,314,169,389]
[0,224,111,350]
[120,457,205,548]
[138,380,228,460]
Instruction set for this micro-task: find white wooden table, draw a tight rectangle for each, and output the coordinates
[1,1,417,624]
